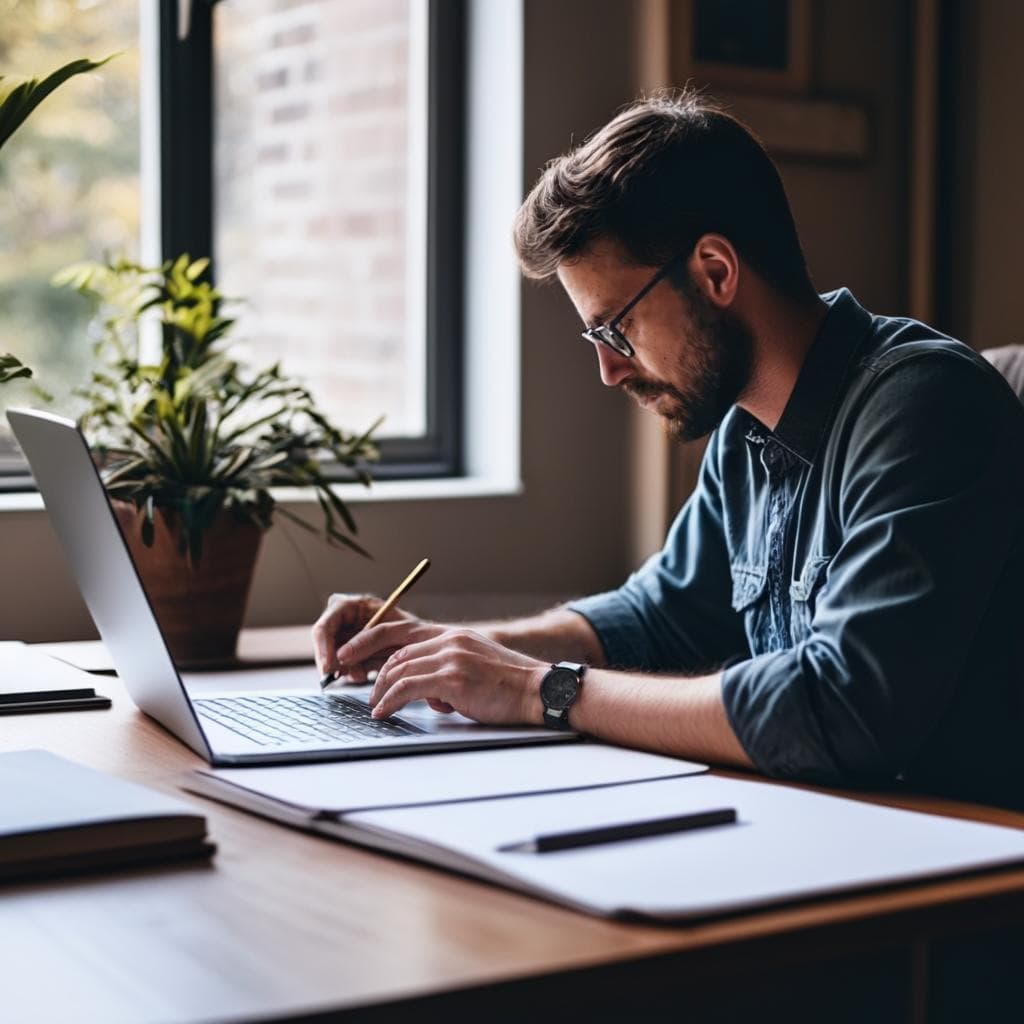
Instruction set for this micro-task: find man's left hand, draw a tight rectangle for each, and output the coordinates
[336,621,547,724]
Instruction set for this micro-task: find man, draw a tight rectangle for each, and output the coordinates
[313,93,1024,807]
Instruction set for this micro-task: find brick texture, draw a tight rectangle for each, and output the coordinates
[214,0,424,440]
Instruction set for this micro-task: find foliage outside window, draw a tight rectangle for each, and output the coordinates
[0,0,139,462]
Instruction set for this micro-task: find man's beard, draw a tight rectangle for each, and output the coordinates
[623,283,754,443]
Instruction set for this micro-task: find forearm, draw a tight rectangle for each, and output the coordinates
[471,606,607,667]
[556,669,753,768]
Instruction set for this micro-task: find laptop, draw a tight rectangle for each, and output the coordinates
[8,409,577,766]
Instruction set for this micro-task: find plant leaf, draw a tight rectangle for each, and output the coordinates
[0,353,33,384]
[0,56,115,151]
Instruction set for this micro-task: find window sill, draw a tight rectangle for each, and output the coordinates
[0,475,523,514]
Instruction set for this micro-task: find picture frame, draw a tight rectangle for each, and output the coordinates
[671,0,812,95]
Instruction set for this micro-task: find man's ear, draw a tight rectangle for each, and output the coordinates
[687,234,739,309]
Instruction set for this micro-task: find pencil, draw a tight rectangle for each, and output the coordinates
[320,557,431,689]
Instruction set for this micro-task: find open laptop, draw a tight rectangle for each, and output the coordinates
[8,409,577,766]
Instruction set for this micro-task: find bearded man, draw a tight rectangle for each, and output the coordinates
[314,93,1024,808]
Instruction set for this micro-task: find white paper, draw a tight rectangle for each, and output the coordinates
[0,643,104,696]
[343,775,1024,920]
[189,744,708,814]
[30,640,115,674]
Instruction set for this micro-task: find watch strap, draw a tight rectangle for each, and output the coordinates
[543,705,573,730]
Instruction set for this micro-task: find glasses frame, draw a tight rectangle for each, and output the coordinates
[580,256,682,359]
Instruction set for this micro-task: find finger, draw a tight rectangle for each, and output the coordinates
[339,620,444,671]
[372,674,455,720]
[311,598,387,675]
[426,699,455,713]
[335,653,392,684]
[312,594,379,673]
[370,645,450,707]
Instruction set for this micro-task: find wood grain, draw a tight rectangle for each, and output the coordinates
[2,641,1023,1022]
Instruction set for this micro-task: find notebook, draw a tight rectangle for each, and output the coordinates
[0,642,111,715]
[0,750,214,883]
[187,763,1024,922]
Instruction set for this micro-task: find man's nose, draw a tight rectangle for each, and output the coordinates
[595,343,633,387]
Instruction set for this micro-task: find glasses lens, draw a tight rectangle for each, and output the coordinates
[597,325,632,357]
[581,325,633,358]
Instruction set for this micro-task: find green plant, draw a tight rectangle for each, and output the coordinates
[54,254,380,563]
[0,353,33,385]
[1,56,113,384]
[0,56,112,153]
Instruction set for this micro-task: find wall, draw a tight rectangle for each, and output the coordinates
[944,0,1024,349]
[770,0,912,316]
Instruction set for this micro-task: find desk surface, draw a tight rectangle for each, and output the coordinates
[4,631,1024,1023]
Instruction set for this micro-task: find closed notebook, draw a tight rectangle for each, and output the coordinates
[0,642,110,714]
[0,750,214,882]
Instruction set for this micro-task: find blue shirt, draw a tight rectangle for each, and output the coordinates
[570,289,1024,808]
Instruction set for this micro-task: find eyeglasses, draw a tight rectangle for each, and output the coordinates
[580,256,681,359]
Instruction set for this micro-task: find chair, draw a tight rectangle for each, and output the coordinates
[983,344,1024,401]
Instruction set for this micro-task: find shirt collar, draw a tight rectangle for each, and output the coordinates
[746,288,875,466]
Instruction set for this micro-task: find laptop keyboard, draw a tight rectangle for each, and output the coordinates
[194,694,424,747]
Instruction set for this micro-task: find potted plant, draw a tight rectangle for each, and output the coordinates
[54,254,380,663]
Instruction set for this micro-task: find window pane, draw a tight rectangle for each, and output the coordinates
[0,0,140,465]
[213,0,428,441]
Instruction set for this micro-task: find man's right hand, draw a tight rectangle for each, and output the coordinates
[312,593,421,682]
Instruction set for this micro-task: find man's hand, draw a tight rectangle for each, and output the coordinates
[335,621,548,724]
[311,593,420,682]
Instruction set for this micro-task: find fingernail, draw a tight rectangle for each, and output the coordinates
[371,706,383,719]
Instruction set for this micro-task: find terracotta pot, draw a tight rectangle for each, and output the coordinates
[112,500,264,665]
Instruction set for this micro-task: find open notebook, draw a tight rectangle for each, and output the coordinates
[185,746,1024,922]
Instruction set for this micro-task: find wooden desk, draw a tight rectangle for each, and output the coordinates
[2,641,1023,1023]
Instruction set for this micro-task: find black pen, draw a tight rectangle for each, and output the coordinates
[498,807,738,854]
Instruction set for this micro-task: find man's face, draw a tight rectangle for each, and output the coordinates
[557,240,754,442]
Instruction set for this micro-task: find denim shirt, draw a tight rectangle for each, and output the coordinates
[570,289,1024,807]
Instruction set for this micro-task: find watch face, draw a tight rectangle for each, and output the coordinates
[541,667,579,709]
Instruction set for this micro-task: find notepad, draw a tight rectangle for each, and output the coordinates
[335,776,1024,920]
[0,642,111,714]
[187,756,1024,922]
[0,750,215,883]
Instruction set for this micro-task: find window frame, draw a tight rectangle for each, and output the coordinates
[0,0,466,490]
[161,0,466,481]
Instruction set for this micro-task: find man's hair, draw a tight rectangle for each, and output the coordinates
[513,91,816,303]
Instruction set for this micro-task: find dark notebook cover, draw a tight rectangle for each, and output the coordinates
[0,750,215,882]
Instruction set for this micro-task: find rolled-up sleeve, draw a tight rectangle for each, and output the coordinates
[722,354,1024,784]
[569,433,749,673]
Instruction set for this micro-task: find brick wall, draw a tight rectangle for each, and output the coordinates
[214,0,424,440]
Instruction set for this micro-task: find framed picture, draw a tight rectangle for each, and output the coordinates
[671,0,812,95]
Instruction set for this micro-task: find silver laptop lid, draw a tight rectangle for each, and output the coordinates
[7,408,211,759]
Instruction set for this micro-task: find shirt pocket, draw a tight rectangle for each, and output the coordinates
[789,555,832,641]
[731,563,770,653]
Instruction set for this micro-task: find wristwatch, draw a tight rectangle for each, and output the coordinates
[539,661,585,730]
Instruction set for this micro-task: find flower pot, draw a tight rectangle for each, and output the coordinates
[112,500,263,665]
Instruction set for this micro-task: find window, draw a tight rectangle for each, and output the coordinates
[1,0,464,485]
[166,0,464,478]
